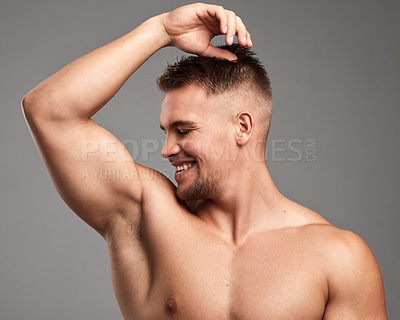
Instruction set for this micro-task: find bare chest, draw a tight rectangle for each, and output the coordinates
[108,223,328,320]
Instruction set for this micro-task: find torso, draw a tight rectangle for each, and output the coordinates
[106,173,335,320]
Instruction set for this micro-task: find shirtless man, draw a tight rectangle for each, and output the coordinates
[22,3,387,319]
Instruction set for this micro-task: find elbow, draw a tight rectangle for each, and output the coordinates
[21,91,38,121]
[21,89,56,125]
[21,87,86,123]
[21,88,63,123]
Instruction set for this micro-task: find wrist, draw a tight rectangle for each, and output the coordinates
[144,13,172,48]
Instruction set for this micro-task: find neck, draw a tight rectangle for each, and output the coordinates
[195,159,285,245]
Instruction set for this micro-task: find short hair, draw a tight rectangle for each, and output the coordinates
[157,44,273,142]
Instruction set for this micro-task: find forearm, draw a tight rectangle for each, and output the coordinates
[22,14,169,121]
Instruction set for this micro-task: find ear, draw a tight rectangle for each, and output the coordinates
[235,112,254,146]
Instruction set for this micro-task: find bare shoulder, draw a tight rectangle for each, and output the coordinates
[282,200,379,260]
[299,223,381,273]
[136,164,176,194]
[292,207,383,284]
[135,164,187,214]
[107,164,184,244]
[297,221,387,319]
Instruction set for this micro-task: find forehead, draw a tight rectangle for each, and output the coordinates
[160,85,214,127]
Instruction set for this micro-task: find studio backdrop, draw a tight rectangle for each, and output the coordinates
[1,0,399,319]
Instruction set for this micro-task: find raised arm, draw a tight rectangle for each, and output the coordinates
[21,3,252,238]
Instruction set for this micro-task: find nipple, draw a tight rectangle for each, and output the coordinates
[165,297,178,313]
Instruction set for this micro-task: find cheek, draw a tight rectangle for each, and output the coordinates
[180,138,202,155]
[180,129,233,163]
[206,134,233,163]
[180,135,217,163]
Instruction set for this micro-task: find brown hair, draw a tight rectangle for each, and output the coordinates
[157,44,273,142]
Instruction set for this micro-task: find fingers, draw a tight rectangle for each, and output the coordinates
[202,45,238,61]
[235,16,250,47]
[247,32,252,47]
[205,4,252,47]
[208,5,228,34]
[225,10,237,45]
[224,9,252,47]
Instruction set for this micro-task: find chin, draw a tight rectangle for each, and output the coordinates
[176,177,217,201]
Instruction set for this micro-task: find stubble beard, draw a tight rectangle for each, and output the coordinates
[177,168,218,201]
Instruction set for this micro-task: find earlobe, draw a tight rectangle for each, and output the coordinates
[236,131,246,146]
[236,133,243,146]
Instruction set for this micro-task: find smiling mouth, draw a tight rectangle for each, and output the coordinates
[175,161,196,173]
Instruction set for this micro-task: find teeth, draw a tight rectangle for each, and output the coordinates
[176,163,193,172]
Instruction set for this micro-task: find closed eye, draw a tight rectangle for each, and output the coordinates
[177,129,191,136]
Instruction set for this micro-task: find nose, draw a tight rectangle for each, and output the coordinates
[161,134,180,159]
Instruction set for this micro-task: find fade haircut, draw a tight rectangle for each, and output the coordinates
[157,44,273,143]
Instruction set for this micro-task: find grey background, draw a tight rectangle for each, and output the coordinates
[1,0,399,319]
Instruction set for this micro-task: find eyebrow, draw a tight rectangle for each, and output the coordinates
[160,120,198,132]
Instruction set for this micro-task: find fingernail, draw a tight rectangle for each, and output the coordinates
[223,25,227,33]
[249,39,253,46]
[229,35,234,44]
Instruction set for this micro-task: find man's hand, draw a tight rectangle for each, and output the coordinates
[160,3,252,60]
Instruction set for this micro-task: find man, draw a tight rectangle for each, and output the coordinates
[22,3,387,319]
